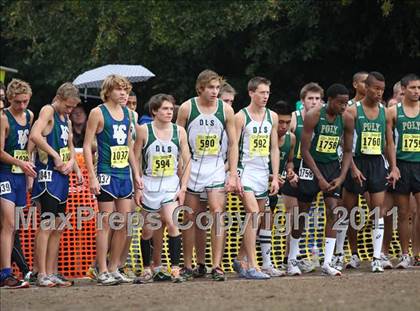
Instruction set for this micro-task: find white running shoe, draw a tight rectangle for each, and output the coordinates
[346,254,361,269]
[297,258,316,273]
[134,267,154,284]
[36,275,56,287]
[332,254,345,271]
[371,259,384,273]
[380,253,393,269]
[395,255,411,269]
[110,270,133,283]
[322,263,342,276]
[261,265,286,277]
[97,272,119,286]
[287,259,302,276]
[245,268,270,280]
[48,274,72,287]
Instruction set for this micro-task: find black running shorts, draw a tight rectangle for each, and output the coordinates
[298,160,341,203]
[343,155,388,194]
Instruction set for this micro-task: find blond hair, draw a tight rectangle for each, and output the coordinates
[100,74,132,102]
[219,82,236,97]
[6,79,32,99]
[55,82,80,103]
[195,69,224,95]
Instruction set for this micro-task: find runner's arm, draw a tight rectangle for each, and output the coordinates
[176,100,190,128]
[83,108,101,182]
[270,112,280,185]
[300,107,324,181]
[225,104,238,181]
[340,111,355,180]
[178,126,191,191]
[29,105,61,161]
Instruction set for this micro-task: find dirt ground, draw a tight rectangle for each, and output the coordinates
[1,264,420,311]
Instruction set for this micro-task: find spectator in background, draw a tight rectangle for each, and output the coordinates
[138,101,153,125]
[219,82,236,106]
[387,81,404,108]
[127,91,138,112]
[69,104,87,148]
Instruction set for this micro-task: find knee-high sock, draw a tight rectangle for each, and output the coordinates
[373,218,385,259]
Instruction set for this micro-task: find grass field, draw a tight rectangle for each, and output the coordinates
[2,263,420,311]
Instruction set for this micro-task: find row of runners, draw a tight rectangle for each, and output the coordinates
[0,70,419,288]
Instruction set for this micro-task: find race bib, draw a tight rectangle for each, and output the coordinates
[299,167,314,181]
[402,134,420,152]
[196,134,219,155]
[249,134,269,156]
[98,173,111,186]
[38,169,52,183]
[152,155,175,177]
[12,150,29,174]
[0,181,12,195]
[110,145,129,168]
[316,135,339,154]
[361,132,381,155]
[60,147,70,163]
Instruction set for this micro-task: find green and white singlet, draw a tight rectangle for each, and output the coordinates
[238,107,273,197]
[185,97,226,193]
[142,123,180,177]
[141,122,181,211]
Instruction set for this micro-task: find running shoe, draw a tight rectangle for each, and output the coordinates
[261,265,286,277]
[321,263,342,276]
[180,267,194,281]
[332,254,345,271]
[297,258,316,273]
[171,267,185,283]
[37,274,56,287]
[395,255,411,269]
[97,272,119,286]
[121,266,137,279]
[133,267,154,284]
[413,255,420,267]
[48,274,73,287]
[24,271,38,285]
[110,270,133,283]
[0,275,30,289]
[346,254,361,269]
[193,263,207,278]
[371,258,384,273]
[86,266,98,280]
[245,268,270,280]
[211,267,227,281]
[380,253,393,269]
[287,259,302,276]
[152,267,172,282]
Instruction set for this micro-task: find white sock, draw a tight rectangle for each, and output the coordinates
[289,237,300,260]
[373,218,384,259]
[258,229,272,268]
[335,220,348,255]
[324,238,336,265]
